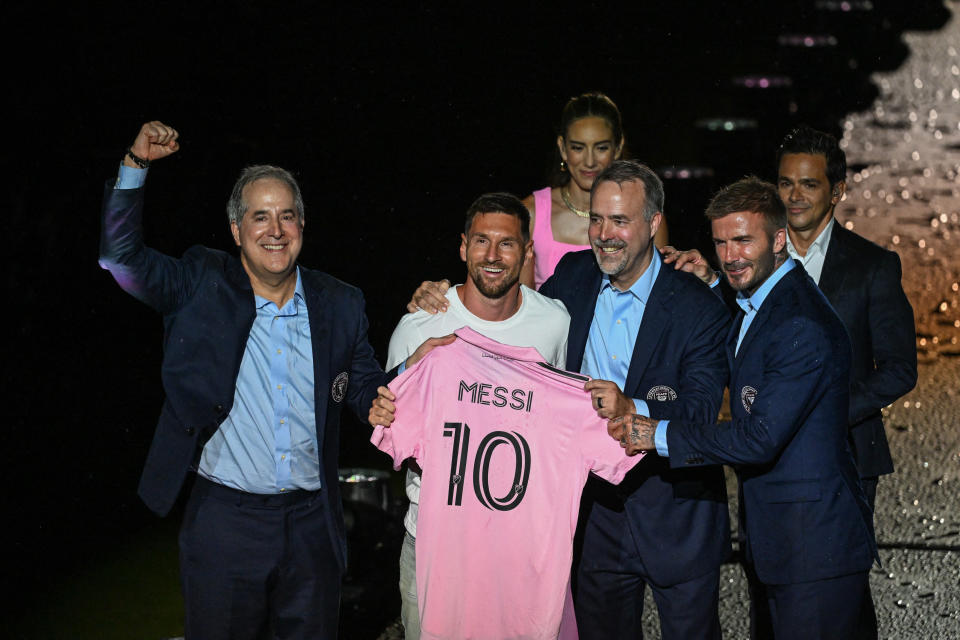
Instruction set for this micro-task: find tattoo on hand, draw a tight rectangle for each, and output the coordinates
[629,415,655,449]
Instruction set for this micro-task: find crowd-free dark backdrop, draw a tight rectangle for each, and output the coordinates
[5,0,951,634]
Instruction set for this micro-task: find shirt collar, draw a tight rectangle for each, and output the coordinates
[600,248,661,304]
[735,257,796,314]
[254,267,305,310]
[786,217,835,259]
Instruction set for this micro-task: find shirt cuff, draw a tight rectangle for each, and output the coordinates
[398,360,407,375]
[709,274,721,288]
[115,164,147,189]
[632,399,650,416]
[655,420,670,457]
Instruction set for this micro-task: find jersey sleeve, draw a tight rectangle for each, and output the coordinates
[369,353,434,469]
[578,408,645,484]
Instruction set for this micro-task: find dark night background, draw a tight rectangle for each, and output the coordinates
[5,1,953,636]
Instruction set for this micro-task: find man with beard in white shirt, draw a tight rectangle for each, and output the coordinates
[371,192,571,640]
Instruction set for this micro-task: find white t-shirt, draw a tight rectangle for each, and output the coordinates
[386,284,570,537]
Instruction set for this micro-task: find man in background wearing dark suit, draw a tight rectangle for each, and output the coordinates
[616,177,878,640]
[99,121,444,639]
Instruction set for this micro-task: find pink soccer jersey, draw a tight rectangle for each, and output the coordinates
[371,327,644,640]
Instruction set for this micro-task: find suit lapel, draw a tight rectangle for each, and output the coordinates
[303,272,331,446]
[566,266,604,372]
[816,220,848,301]
[727,311,742,370]
[735,268,798,360]
[623,268,671,395]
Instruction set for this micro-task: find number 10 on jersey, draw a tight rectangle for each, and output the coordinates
[443,422,532,512]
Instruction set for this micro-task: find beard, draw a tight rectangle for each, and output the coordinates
[469,261,520,299]
[592,239,629,276]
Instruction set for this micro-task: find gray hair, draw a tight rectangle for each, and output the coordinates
[226,165,305,225]
[591,160,664,222]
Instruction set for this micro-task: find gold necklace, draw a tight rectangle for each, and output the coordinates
[560,187,590,218]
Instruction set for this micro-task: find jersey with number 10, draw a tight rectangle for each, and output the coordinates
[372,327,643,640]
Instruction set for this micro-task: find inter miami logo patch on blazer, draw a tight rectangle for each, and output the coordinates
[332,372,349,403]
[741,386,758,413]
[646,385,678,401]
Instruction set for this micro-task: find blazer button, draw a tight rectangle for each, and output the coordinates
[185,427,195,436]
[214,404,225,414]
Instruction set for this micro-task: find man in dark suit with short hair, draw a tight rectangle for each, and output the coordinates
[99,121,444,639]
[539,161,731,640]
[617,176,879,640]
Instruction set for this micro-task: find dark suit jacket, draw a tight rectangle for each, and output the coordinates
[99,183,388,571]
[540,250,731,586]
[819,221,917,477]
[667,265,878,585]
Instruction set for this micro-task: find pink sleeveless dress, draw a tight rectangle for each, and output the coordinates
[532,187,591,290]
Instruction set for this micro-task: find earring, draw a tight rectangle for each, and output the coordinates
[560,160,567,172]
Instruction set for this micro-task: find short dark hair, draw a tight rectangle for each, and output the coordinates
[551,92,625,187]
[227,165,304,225]
[591,160,664,222]
[776,125,847,187]
[705,176,786,234]
[464,193,531,243]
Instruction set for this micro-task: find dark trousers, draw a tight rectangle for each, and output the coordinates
[747,565,869,640]
[179,477,342,640]
[575,505,721,640]
[854,476,879,640]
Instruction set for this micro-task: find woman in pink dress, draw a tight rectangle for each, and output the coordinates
[522,92,669,289]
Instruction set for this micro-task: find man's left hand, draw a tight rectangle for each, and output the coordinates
[405,334,456,369]
[608,414,658,456]
[584,379,635,419]
[368,386,396,427]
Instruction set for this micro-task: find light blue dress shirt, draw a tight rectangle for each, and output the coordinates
[116,164,147,189]
[580,249,661,417]
[114,164,319,494]
[734,257,796,355]
[198,274,320,493]
[654,257,797,456]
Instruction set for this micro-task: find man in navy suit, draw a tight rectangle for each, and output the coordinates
[538,161,731,640]
[663,127,916,637]
[398,161,731,638]
[99,121,444,639]
[615,177,878,640]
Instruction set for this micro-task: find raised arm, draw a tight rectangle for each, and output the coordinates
[99,121,192,312]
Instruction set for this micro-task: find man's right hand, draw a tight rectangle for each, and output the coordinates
[407,279,452,314]
[659,245,718,286]
[124,121,180,168]
[369,386,397,427]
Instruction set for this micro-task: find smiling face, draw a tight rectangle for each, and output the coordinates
[460,212,531,300]
[712,210,786,296]
[558,116,623,192]
[230,178,303,288]
[777,152,844,237]
[588,179,661,290]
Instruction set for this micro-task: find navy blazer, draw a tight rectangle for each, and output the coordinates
[540,250,731,586]
[667,265,878,585]
[819,221,917,478]
[99,183,388,571]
